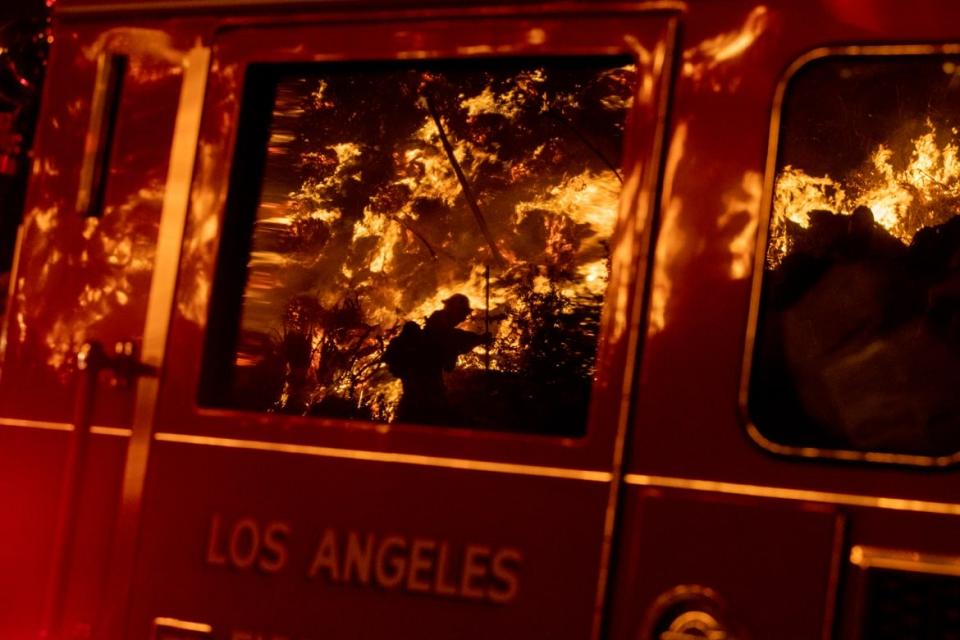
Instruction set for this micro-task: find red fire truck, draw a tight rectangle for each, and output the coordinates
[3,0,960,638]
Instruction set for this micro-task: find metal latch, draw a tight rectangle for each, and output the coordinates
[77,340,157,385]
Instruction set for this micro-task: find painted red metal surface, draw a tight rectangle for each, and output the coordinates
[0,17,197,638]
[129,8,674,638]
[611,1,960,637]
[2,3,675,638]
[0,20,193,426]
[629,0,960,510]
[609,490,844,639]
[128,442,610,638]
[5,1,960,639]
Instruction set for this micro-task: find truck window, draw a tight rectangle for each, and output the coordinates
[748,53,960,460]
[201,57,633,436]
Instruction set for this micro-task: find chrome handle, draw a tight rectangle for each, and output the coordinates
[84,340,158,386]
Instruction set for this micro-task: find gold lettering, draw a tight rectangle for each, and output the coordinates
[308,528,340,582]
[206,513,227,567]
[375,535,407,589]
[488,548,522,604]
[229,518,260,570]
[406,538,435,593]
[259,521,291,573]
[433,541,458,596]
[460,545,489,600]
[344,531,374,585]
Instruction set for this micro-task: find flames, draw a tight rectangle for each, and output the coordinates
[771,120,960,266]
[235,62,631,420]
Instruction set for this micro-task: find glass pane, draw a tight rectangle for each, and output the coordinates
[205,58,633,436]
[750,55,960,457]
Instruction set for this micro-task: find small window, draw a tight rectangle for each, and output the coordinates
[748,53,960,460]
[201,57,633,436]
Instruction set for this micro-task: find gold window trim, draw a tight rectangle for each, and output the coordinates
[851,545,960,577]
[151,617,213,639]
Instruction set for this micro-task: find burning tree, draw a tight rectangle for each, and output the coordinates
[230,58,633,434]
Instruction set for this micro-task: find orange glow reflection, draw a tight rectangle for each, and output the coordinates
[720,170,761,279]
[648,121,687,335]
[683,6,770,92]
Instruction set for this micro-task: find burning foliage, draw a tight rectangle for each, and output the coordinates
[771,121,960,268]
[224,58,633,435]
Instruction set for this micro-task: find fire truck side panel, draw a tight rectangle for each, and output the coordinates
[0,16,204,638]
[1,4,678,638]
[611,1,960,638]
[125,441,610,638]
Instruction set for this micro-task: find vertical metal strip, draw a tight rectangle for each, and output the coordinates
[37,345,104,640]
[821,513,847,640]
[76,54,127,217]
[589,16,680,640]
[0,221,26,366]
[95,45,210,640]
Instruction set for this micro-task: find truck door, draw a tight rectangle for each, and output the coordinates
[0,15,206,638]
[77,5,680,639]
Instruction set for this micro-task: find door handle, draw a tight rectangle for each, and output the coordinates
[91,341,159,386]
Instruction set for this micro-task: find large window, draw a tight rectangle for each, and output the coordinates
[201,58,633,436]
[748,53,960,460]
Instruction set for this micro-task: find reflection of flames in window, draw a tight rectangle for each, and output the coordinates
[770,120,960,267]
[235,63,633,424]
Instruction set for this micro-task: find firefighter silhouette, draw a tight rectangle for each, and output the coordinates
[385,293,488,425]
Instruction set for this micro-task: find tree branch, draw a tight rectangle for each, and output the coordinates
[422,92,506,266]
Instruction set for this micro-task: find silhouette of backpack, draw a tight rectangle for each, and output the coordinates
[384,321,423,378]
